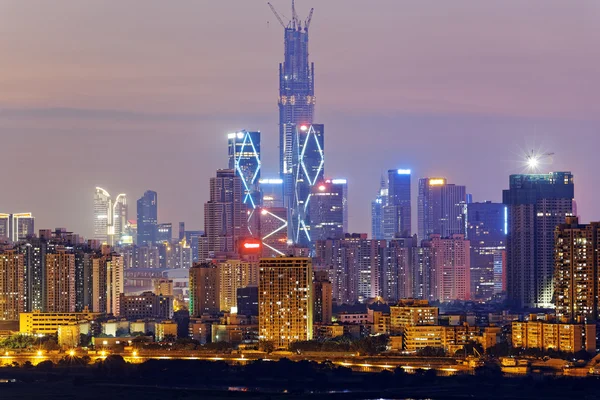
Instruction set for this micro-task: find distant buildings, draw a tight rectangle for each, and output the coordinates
[418,177,466,241]
[503,172,574,308]
[383,169,412,239]
[371,176,387,240]
[0,213,35,243]
[137,190,158,246]
[259,257,313,348]
[313,270,332,324]
[94,188,127,245]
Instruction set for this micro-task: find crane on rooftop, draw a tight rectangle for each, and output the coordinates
[268,1,314,31]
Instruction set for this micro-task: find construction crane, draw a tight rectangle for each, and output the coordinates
[305,8,314,31]
[268,2,287,29]
[292,0,299,29]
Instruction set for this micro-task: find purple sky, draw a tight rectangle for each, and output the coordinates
[1,0,599,236]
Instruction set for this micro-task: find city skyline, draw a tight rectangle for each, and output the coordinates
[1,0,599,237]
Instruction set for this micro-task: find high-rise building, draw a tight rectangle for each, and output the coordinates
[309,179,346,243]
[313,270,332,324]
[259,178,284,208]
[290,123,325,246]
[259,257,313,348]
[503,172,574,308]
[94,188,112,244]
[218,259,259,313]
[92,252,124,316]
[426,234,470,302]
[466,201,507,301]
[371,176,388,240]
[382,169,412,239]
[112,194,128,243]
[137,190,158,246]
[274,4,316,216]
[46,248,76,313]
[418,178,467,241]
[554,217,600,323]
[228,130,261,210]
[189,263,220,316]
[74,246,94,312]
[203,170,247,257]
[0,213,35,242]
[382,236,419,302]
[19,238,47,312]
[0,250,24,321]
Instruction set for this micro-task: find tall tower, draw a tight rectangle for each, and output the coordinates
[189,263,220,316]
[291,123,324,245]
[271,2,316,221]
[228,130,261,209]
[112,194,128,243]
[503,172,574,308]
[94,187,112,244]
[309,179,346,243]
[383,169,412,239]
[137,190,158,246]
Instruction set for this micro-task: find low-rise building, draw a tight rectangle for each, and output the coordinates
[156,320,178,341]
[211,313,258,345]
[390,299,438,335]
[19,310,100,335]
[512,318,595,353]
[314,324,345,339]
[120,292,173,320]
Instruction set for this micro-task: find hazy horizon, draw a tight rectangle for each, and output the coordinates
[1,0,599,237]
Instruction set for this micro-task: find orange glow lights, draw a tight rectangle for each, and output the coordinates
[300,125,308,131]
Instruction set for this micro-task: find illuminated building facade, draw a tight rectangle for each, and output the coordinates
[120,291,173,320]
[0,213,34,242]
[112,194,128,243]
[0,250,24,321]
[291,123,325,246]
[382,169,412,239]
[257,207,288,257]
[228,130,261,210]
[466,201,507,301]
[137,190,158,246]
[156,223,172,242]
[276,7,316,216]
[218,259,259,313]
[46,248,76,312]
[259,178,284,208]
[503,172,574,308]
[554,217,600,323]
[94,187,112,244]
[259,257,313,348]
[309,179,346,243]
[512,317,595,353]
[418,178,467,241]
[189,263,220,316]
[371,176,387,239]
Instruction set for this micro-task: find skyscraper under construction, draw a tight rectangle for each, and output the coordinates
[270,1,317,244]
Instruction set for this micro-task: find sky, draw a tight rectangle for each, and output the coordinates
[1,0,599,237]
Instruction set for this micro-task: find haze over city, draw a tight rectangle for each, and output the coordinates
[1,0,599,236]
